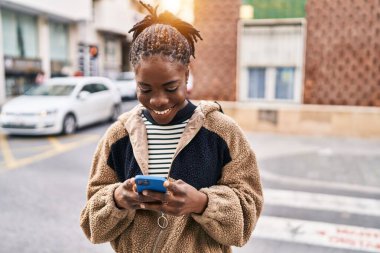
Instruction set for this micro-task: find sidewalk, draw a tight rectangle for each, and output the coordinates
[244,132,380,193]
[235,132,380,253]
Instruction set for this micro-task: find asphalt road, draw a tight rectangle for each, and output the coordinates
[1,100,379,253]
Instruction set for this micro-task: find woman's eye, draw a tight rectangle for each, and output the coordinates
[166,87,178,92]
[140,89,151,93]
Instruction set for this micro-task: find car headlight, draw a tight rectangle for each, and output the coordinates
[40,109,58,117]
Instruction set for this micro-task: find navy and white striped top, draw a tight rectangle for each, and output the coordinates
[141,102,196,178]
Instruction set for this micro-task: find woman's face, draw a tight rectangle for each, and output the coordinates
[134,55,189,125]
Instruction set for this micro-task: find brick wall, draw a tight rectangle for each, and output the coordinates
[304,0,380,106]
[191,0,240,101]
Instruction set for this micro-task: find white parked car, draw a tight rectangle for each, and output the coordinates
[0,76,122,135]
[114,72,137,99]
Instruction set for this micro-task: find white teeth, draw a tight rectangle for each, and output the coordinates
[154,108,171,115]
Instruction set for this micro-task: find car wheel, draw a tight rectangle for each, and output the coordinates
[62,114,76,135]
[110,104,121,122]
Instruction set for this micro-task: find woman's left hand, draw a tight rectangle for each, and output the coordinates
[139,179,208,216]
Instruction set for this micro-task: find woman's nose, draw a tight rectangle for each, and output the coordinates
[150,94,169,108]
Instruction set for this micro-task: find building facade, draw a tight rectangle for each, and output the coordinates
[304,0,380,107]
[192,0,379,137]
[191,0,240,101]
[237,0,307,104]
[0,0,137,105]
[0,0,91,104]
[238,18,306,104]
[193,0,380,108]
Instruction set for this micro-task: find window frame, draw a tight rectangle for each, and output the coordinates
[246,66,300,102]
[238,18,306,104]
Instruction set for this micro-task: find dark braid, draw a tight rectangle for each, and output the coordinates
[129,1,202,67]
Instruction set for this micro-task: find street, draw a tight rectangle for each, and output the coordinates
[234,133,380,253]
[1,101,380,253]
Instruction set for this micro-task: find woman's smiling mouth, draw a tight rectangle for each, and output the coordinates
[153,106,174,115]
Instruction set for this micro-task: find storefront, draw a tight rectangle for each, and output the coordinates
[102,34,131,79]
[3,56,41,96]
[49,21,70,77]
[77,42,99,77]
[2,9,41,97]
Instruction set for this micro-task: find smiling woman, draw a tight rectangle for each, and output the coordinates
[80,2,263,253]
[134,55,188,125]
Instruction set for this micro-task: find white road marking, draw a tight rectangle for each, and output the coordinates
[265,189,380,217]
[261,169,380,195]
[255,216,380,252]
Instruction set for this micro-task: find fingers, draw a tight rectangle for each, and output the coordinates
[114,179,137,210]
[139,202,164,213]
[164,180,185,195]
[131,179,191,215]
[122,178,136,192]
[138,192,162,203]
[140,190,169,203]
[162,191,172,204]
[142,180,186,208]
[119,178,154,208]
[137,190,173,212]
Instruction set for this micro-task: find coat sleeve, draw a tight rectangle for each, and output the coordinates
[191,116,263,247]
[80,124,136,243]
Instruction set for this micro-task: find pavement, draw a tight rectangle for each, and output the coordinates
[233,132,380,253]
[246,132,380,191]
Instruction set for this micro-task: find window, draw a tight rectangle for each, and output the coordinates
[2,10,17,56]
[93,84,109,92]
[49,22,69,61]
[105,38,117,64]
[81,84,96,93]
[1,9,38,58]
[240,20,305,103]
[82,84,109,93]
[248,68,266,99]
[248,67,296,101]
[275,67,295,99]
[25,85,75,96]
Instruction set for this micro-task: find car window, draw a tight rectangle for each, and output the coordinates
[81,83,109,93]
[93,83,109,92]
[25,84,75,96]
[81,84,96,93]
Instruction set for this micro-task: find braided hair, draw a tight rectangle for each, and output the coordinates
[129,1,202,67]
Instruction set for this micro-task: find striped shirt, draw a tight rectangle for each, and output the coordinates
[142,114,189,177]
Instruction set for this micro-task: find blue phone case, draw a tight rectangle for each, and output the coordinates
[135,175,167,193]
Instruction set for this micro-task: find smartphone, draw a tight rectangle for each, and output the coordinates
[135,175,167,193]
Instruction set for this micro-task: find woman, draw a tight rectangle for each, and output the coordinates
[80,2,263,252]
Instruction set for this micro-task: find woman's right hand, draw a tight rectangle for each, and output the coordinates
[113,177,158,210]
